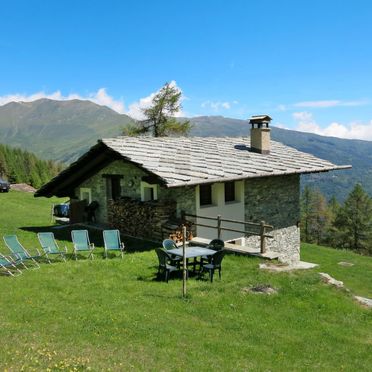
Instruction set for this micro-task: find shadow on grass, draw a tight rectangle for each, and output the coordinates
[20,225,160,253]
[139,267,207,283]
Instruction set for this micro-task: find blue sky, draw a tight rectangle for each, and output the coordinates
[1,0,372,140]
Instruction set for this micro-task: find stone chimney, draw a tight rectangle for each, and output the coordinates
[248,115,272,154]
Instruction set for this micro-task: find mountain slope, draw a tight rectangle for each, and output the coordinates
[0,100,371,199]
[188,116,372,200]
[0,98,134,163]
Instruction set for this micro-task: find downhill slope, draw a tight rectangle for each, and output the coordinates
[0,191,371,371]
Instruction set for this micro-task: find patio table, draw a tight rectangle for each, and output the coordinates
[167,246,216,273]
[167,246,216,259]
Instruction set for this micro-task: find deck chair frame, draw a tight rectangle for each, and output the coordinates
[103,230,125,259]
[37,232,67,263]
[71,230,95,260]
[0,253,22,276]
[3,235,41,269]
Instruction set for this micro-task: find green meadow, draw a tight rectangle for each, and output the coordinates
[0,191,371,371]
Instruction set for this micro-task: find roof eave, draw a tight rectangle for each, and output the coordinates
[164,164,352,188]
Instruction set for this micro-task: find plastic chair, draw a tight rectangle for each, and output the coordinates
[155,248,179,282]
[200,250,226,282]
[162,239,182,266]
[201,238,225,264]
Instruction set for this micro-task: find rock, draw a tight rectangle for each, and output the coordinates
[353,296,372,308]
[259,261,318,272]
[319,273,344,288]
[338,261,354,267]
[242,284,278,295]
[10,183,36,193]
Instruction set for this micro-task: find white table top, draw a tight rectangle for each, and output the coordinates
[167,246,216,259]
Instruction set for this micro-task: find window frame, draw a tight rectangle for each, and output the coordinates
[141,181,158,202]
[224,181,236,203]
[199,184,213,206]
[80,187,92,204]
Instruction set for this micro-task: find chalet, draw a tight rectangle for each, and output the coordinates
[35,115,350,264]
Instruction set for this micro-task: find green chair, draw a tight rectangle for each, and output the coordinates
[200,249,226,282]
[37,232,67,263]
[3,235,41,269]
[155,248,179,282]
[103,230,125,259]
[201,238,225,264]
[0,253,22,276]
[71,230,94,260]
[162,239,182,267]
[207,239,225,251]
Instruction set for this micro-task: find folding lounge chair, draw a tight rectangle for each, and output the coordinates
[0,253,22,276]
[37,232,67,263]
[3,235,41,269]
[103,230,125,259]
[71,230,94,260]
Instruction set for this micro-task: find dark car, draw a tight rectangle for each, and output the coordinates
[0,178,10,192]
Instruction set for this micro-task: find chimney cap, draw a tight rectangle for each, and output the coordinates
[248,115,272,125]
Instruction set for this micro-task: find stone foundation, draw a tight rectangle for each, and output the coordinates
[244,175,301,264]
[245,226,300,264]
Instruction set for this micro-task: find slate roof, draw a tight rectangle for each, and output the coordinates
[101,136,351,187]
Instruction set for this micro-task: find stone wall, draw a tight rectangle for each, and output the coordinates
[76,160,147,223]
[244,174,301,264]
[75,159,198,241]
[159,185,197,218]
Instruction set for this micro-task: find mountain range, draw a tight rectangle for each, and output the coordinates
[0,98,371,200]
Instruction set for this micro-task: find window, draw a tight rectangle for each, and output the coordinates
[224,181,235,203]
[199,184,212,206]
[143,187,154,201]
[141,182,158,201]
[80,188,92,203]
[103,175,123,201]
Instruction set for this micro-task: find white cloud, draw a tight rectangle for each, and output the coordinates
[126,80,185,120]
[0,81,187,119]
[293,99,368,108]
[201,100,239,111]
[292,111,372,141]
[0,88,126,113]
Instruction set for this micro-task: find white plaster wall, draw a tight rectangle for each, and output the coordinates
[195,181,245,240]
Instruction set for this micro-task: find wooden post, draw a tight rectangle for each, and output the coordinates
[182,225,187,297]
[217,215,222,239]
[51,204,55,223]
[260,220,266,254]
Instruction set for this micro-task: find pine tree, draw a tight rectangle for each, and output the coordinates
[334,184,372,254]
[324,195,342,247]
[300,187,331,244]
[311,190,330,245]
[123,82,191,137]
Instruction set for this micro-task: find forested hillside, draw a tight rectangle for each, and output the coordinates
[0,144,64,188]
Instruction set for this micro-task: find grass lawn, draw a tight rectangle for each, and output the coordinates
[0,191,371,371]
